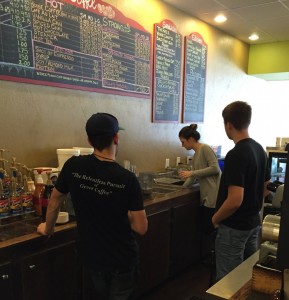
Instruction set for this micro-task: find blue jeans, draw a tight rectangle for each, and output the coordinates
[215,224,260,282]
[90,266,138,300]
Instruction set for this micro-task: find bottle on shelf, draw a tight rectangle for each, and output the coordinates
[10,177,22,216]
[21,176,34,214]
[40,171,54,222]
[26,168,35,193]
[33,168,49,217]
[10,166,23,196]
[16,163,25,195]
[0,168,9,199]
[0,178,10,218]
[0,158,10,194]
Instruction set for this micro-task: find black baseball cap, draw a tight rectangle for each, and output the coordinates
[86,113,124,137]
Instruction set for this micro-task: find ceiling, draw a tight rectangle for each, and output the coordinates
[162,0,289,44]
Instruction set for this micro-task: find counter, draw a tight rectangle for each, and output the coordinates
[0,216,76,249]
[206,251,259,299]
[206,251,278,300]
[0,184,201,300]
[0,183,198,247]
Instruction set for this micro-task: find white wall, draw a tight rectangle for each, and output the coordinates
[202,76,288,156]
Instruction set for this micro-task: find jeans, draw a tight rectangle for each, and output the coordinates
[90,266,138,300]
[215,224,260,282]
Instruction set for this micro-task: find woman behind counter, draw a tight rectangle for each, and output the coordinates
[178,124,221,234]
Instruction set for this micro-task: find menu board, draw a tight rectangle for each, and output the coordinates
[152,20,182,122]
[183,32,207,123]
[0,0,151,98]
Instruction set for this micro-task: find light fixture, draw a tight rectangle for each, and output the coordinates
[214,14,227,23]
[249,33,259,41]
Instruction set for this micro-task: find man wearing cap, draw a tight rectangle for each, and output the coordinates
[37,113,148,300]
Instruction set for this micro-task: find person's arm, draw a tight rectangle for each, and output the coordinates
[179,146,220,180]
[212,185,243,228]
[128,210,148,235]
[192,147,220,178]
[180,163,220,180]
[37,188,67,236]
[263,180,271,198]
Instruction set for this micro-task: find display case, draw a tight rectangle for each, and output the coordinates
[267,150,288,183]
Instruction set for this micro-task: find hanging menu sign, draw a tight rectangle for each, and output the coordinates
[152,20,182,122]
[0,0,151,98]
[183,32,207,123]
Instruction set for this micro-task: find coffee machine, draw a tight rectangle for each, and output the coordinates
[252,151,289,298]
[277,151,289,300]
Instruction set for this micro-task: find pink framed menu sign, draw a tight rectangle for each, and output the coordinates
[182,32,207,123]
[152,20,182,123]
[0,0,151,98]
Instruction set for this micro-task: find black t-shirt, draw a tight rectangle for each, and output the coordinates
[215,138,271,230]
[55,154,144,271]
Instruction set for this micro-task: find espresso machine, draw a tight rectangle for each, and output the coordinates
[277,158,289,300]
[252,151,289,299]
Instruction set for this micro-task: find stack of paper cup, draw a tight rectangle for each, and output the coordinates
[56,149,80,170]
[72,147,94,155]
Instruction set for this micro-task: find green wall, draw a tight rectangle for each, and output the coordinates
[248,41,289,80]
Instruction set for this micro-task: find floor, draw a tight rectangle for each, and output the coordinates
[137,261,215,300]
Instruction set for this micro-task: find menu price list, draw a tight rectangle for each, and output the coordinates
[183,33,207,123]
[0,0,151,97]
[153,22,182,122]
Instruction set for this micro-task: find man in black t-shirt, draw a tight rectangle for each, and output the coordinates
[38,113,148,299]
[212,101,270,282]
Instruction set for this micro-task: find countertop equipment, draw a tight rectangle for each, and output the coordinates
[260,183,284,259]
[253,180,288,296]
[251,214,283,295]
[138,172,153,195]
[259,214,280,261]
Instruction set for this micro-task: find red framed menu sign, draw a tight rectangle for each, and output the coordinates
[152,20,182,122]
[0,0,151,98]
[182,32,207,123]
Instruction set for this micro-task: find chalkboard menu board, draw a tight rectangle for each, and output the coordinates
[183,32,207,123]
[152,20,182,122]
[0,0,151,98]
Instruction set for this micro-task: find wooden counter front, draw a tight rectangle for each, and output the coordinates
[0,185,201,300]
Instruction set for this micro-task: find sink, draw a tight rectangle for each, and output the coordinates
[142,184,185,200]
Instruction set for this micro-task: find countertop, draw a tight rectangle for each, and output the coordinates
[206,251,259,299]
[0,184,199,250]
[206,251,277,300]
[0,216,77,249]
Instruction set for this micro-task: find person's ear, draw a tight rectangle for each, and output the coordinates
[228,122,234,130]
[113,134,119,145]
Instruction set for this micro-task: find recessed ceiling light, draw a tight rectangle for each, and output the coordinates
[214,15,227,23]
[249,33,259,41]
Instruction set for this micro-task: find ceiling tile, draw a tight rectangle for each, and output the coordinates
[216,0,281,9]
[162,0,224,14]
[233,2,289,21]
[161,0,289,44]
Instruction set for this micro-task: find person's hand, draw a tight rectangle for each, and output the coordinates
[178,170,193,179]
[37,222,53,237]
[211,215,219,228]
